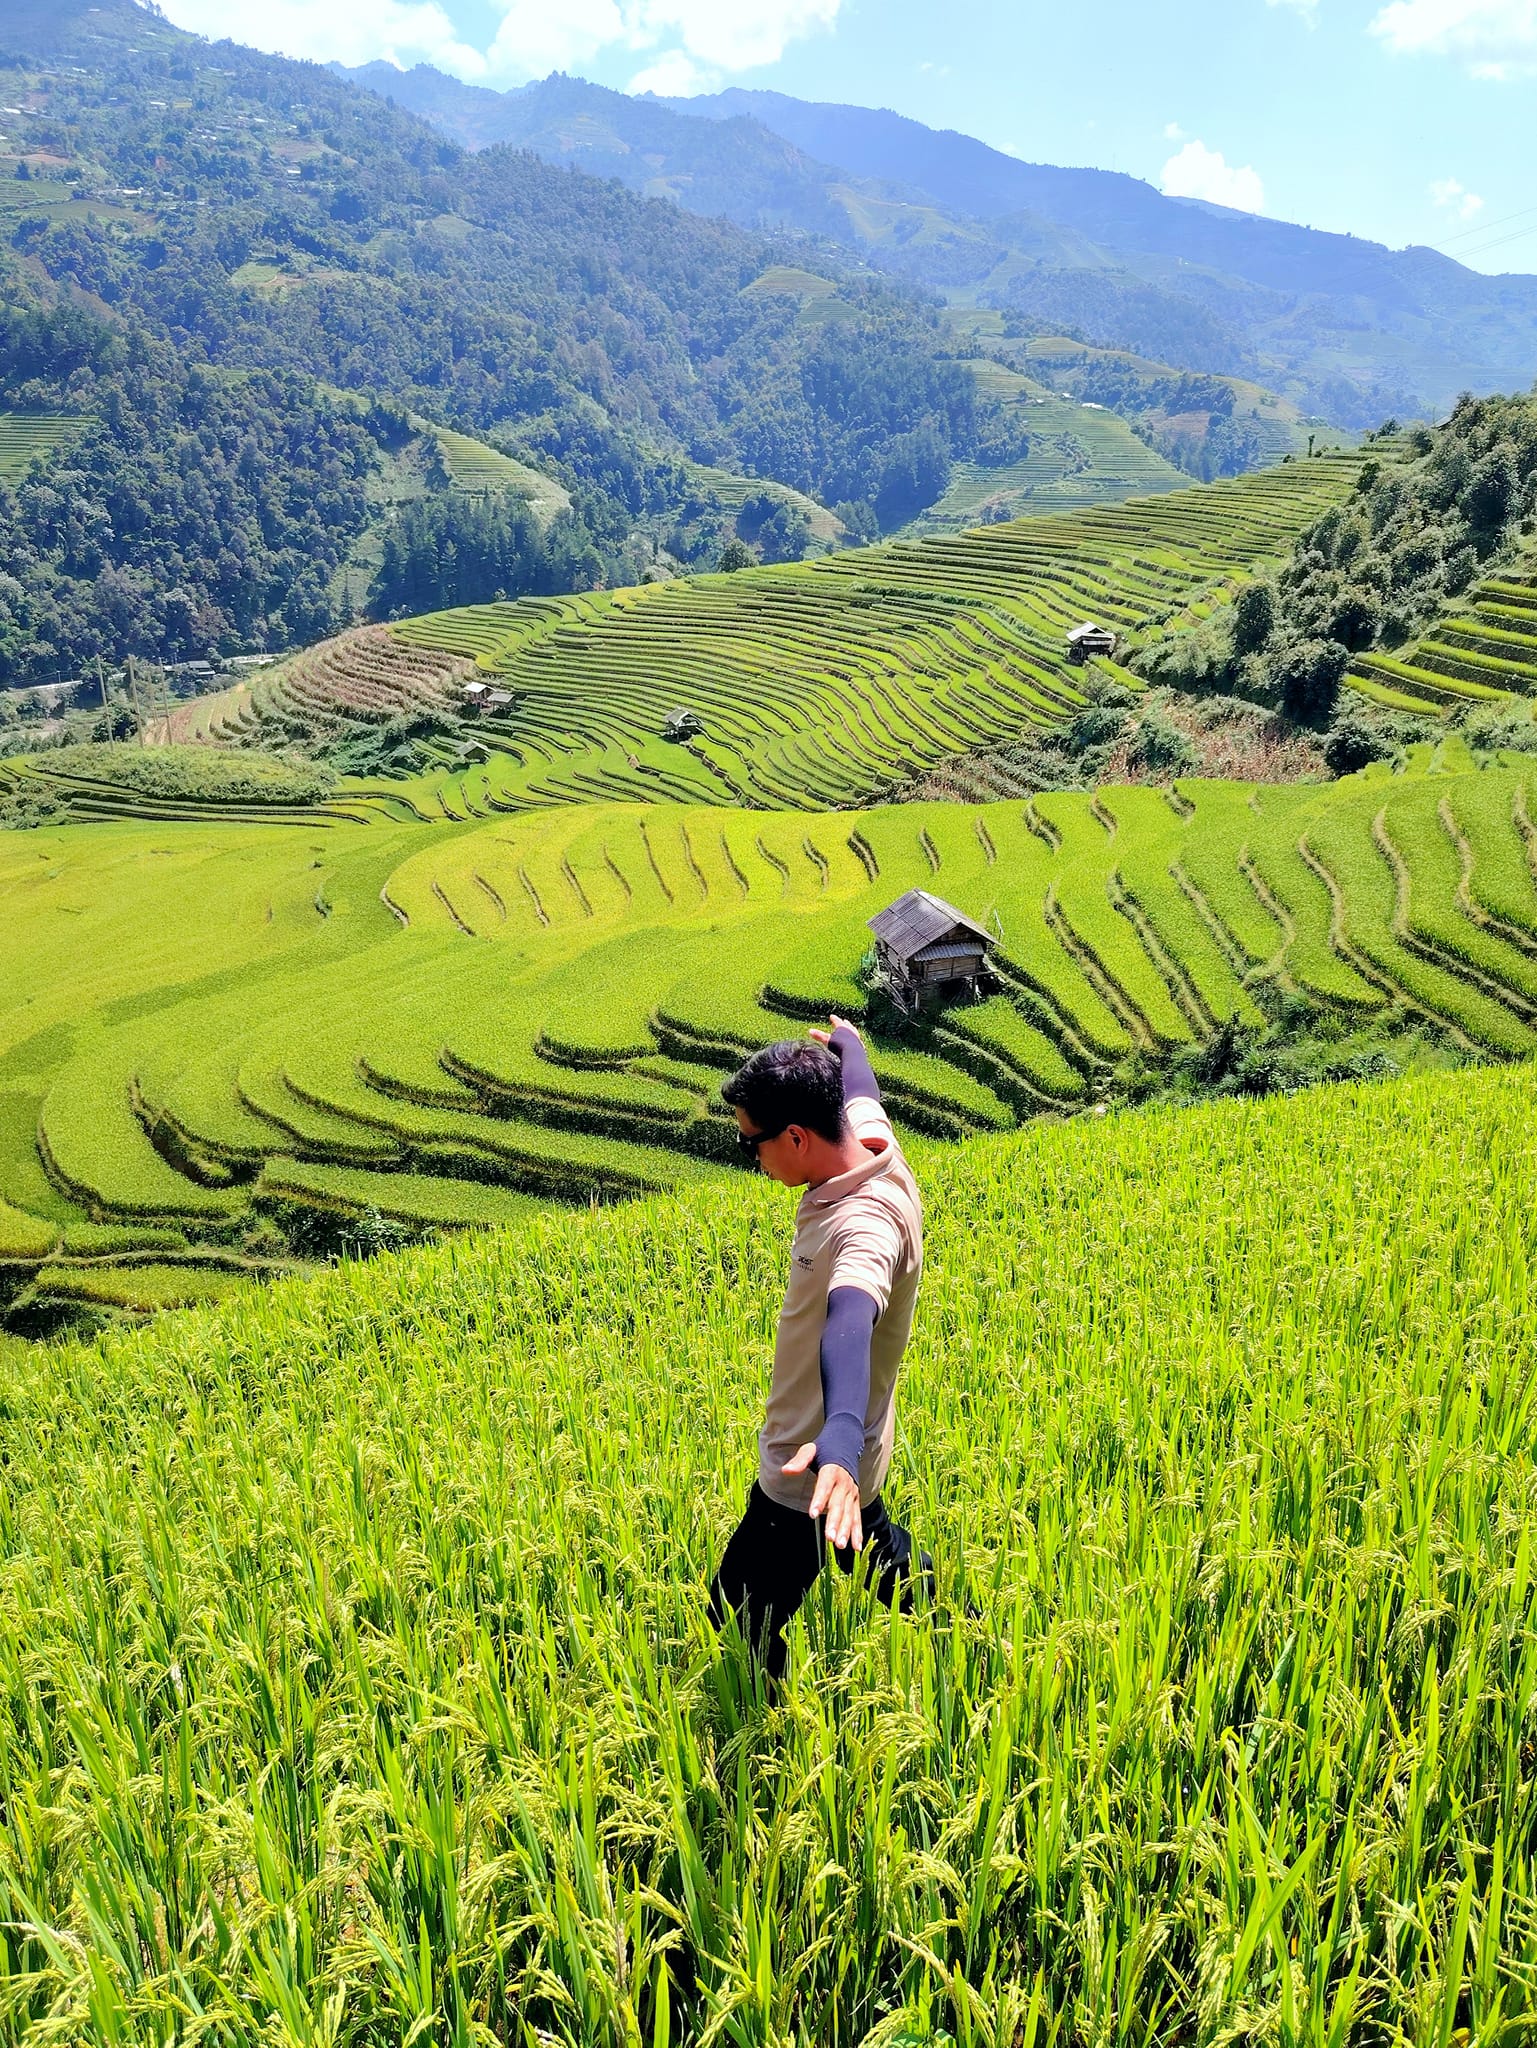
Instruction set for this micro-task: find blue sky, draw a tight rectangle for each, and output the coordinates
[157,0,1537,272]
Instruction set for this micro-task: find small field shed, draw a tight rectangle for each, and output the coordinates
[1066,621,1118,663]
[869,889,994,1011]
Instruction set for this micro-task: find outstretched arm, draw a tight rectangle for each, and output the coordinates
[815,1285,876,1482]
[782,1284,878,1553]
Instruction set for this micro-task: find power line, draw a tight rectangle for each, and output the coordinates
[1433,200,1537,253]
[1441,222,1537,267]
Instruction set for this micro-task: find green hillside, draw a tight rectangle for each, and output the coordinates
[678,459,846,548]
[6,734,1537,1319]
[906,362,1188,530]
[3,1052,1535,2034]
[167,458,1359,802]
[941,316,1352,476]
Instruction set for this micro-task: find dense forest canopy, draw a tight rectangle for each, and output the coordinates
[0,3,1027,686]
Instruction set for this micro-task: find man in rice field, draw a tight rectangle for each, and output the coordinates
[712,1015,933,1681]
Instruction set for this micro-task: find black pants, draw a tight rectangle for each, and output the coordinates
[709,1481,928,1681]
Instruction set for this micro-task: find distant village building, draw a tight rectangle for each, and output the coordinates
[461,680,513,715]
[868,889,994,1013]
[1066,621,1117,663]
[662,707,704,742]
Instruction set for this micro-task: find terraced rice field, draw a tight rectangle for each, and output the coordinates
[680,459,845,546]
[913,385,1189,530]
[0,406,87,481]
[429,424,572,522]
[199,458,1360,809]
[4,738,1536,1319]
[1349,548,1537,715]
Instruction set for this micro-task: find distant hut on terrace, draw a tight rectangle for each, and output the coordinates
[868,889,994,1013]
[462,681,513,716]
[1066,621,1117,663]
[662,707,704,742]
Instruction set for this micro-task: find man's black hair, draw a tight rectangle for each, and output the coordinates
[722,1040,845,1144]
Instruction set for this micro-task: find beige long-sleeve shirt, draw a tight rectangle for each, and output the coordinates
[757,1094,924,1511]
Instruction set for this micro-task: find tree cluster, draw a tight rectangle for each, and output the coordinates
[0,304,376,686]
[1137,393,1537,752]
[366,494,605,619]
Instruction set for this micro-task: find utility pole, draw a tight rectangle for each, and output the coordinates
[126,655,146,747]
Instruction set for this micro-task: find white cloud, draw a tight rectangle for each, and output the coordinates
[630,49,714,92]
[1370,0,1537,71]
[157,0,488,74]
[1430,175,1486,219]
[1266,0,1319,20]
[1163,120,1184,139]
[486,0,626,79]
[1160,139,1266,214]
[624,0,840,73]
[164,0,844,87]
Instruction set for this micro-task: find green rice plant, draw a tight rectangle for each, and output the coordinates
[14,1259,250,1313]
[1244,786,1385,1010]
[0,1195,57,1262]
[238,1056,407,1164]
[1443,775,1537,940]
[1305,798,1535,1055]
[1097,785,1268,1030]
[1377,780,1537,1009]
[57,1220,190,1256]
[0,1090,84,1226]
[1175,781,1289,973]
[38,1041,245,1223]
[280,1036,728,1200]
[1034,791,1196,1049]
[16,759,1537,1292]
[2,1059,1536,2035]
[373,459,1364,816]
[257,1158,551,1230]
[759,916,870,1018]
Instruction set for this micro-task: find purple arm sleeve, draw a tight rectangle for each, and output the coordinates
[830,1022,880,1105]
[815,1285,877,1480]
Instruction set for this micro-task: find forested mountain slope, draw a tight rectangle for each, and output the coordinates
[361,64,1537,424]
[679,90,1537,421]
[0,1,1028,687]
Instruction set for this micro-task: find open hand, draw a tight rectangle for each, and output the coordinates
[782,1442,863,1553]
[809,1013,858,1049]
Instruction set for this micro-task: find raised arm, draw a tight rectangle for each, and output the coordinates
[829,1021,880,1106]
[810,1013,881,1107]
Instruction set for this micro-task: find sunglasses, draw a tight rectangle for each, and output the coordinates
[736,1123,788,1161]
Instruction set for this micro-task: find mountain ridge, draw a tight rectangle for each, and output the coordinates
[341,63,1537,421]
